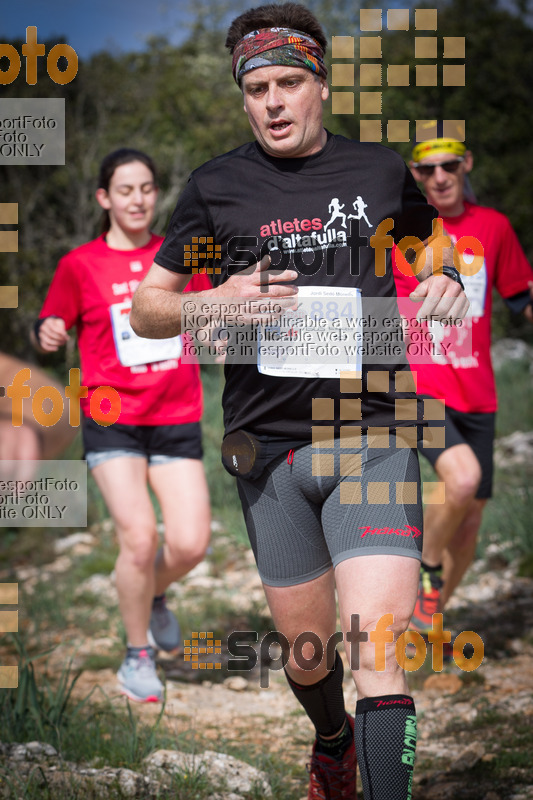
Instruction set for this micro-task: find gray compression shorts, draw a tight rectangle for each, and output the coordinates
[236,436,423,587]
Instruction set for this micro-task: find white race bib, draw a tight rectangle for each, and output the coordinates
[110,301,182,367]
[463,260,487,318]
[257,286,362,379]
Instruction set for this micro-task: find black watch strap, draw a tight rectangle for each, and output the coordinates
[441,265,465,291]
[33,315,60,345]
[33,317,46,345]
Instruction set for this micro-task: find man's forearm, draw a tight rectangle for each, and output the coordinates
[132,256,299,339]
[131,286,230,338]
[131,287,185,338]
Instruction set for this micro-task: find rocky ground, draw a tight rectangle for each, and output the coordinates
[2,349,533,798]
[1,519,533,799]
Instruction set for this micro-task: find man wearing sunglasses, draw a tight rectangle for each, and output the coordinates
[395,130,533,636]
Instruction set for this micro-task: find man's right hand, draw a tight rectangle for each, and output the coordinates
[131,256,298,339]
[215,253,298,296]
[36,317,69,352]
[207,255,299,324]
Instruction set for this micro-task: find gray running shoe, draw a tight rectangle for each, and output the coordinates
[147,595,182,652]
[117,647,163,702]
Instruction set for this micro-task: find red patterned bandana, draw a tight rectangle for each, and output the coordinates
[232,27,327,85]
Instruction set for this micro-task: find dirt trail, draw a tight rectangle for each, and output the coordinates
[3,530,533,799]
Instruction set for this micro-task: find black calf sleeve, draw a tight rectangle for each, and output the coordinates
[285,650,346,737]
[355,694,417,800]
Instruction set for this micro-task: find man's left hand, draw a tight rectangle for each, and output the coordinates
[409,274,470,323]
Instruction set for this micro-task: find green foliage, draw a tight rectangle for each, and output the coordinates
[478,358,533,563]
[479,480,532,562]
[201,364,248,542]
[0,635,88,747]
[0,527,57,571]
[121,694,168,765]
[3,0,533,361]
[70,548,118,583]
[517,553,533,578]
[380,0,533,248]
[417,358,533,566]
[0,639,218,798]
[493,358,533,437]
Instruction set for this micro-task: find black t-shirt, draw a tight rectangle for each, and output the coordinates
[156,132,437,440]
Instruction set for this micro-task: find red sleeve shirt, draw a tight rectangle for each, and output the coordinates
[40,233,211,425]
[394,203,532,413]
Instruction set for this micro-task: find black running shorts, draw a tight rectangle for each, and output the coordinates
[417,401,495,499]
[82,416,203,466]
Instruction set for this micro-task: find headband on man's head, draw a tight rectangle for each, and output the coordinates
[232,27,327,85]
[412,138,466,163]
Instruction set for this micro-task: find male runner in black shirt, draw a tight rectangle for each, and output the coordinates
[132,4,469,798]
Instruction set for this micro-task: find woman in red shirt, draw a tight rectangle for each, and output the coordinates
[33,149,211,702]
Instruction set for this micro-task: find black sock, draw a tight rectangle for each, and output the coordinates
[421,561,442,574]
[285,650,346,740]
[126,644,153,658]
[355,694,417,800]
[315,716,352,760]
[153,593,166,604]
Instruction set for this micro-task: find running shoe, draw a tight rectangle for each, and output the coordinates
[147,595,181,652]
[117,647,163,702]
[410,564,443,635]
[307,714,357,799]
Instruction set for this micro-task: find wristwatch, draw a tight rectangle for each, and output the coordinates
[441,265,465,291]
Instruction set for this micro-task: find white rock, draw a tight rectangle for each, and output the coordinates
[54,532,96,553]
[185,560,211,579]
[146,749,205,773]
[450,741,485,771]
[210,794,244,800]
[145,749,271,796]
[74,574,116,603]
[495,431,533,468]
[44,555,73,574]
[15,565,40,581]
[117,768,143,797]
[223,676,248,692]
[202,750,271,796]
[491,338,533,370]
[24,741,58,758]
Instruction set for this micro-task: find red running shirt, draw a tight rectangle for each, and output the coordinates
[40,234,211,424]
[394,203,532,413]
